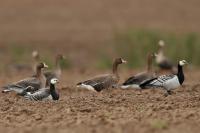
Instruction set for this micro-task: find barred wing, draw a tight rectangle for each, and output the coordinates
[24,88,50,101]
[140,75,175,88]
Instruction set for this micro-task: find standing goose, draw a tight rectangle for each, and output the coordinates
[140,60,187,95]
[44,54,65,86]
[77,58,127,92]
[32,50,40,73]
[121,53,156,89]
[155,40,174,70]
[24,78,59,101]
[2,63,48,95]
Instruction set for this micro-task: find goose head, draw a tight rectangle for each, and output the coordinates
[32,50,40,60]
[56,54,65,60]
[114,58,127,65]
[50,78,59,85]
[37,62,48,69]
[158,40,165,47]
[112,58,127,75]
[179,60,188,66]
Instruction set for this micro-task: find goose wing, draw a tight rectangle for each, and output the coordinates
[14,77,41,90]
[78,74,117,92]
[2,77,41,94]
[123,72,154,85]
[159,59,174,69]
[24,88,50,101]
[140,75,175,88]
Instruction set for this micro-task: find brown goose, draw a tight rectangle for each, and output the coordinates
[32,50,40,73]
[2,63,48,95]
[44,54,65,86]
[155,40,174,70]
[121,53,156,89]
[77,58,127,92]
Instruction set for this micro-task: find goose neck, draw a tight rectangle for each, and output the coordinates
[177,64,184,84]
[112,62,119,79]
[50,83,59,100]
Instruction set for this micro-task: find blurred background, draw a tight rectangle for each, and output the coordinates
[0,0,200,72]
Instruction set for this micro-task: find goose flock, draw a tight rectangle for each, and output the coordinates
[1,40,188,101]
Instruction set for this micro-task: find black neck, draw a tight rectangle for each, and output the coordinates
[176,64,184,85]
[50,84,59,100]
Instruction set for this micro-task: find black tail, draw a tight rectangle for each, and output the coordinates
[139,78,157,89]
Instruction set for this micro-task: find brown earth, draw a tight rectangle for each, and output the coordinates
[0,0,200,133]
[0,69,200,133]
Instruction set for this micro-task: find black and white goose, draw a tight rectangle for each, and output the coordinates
[155,40,174,70]
[2,63,48,95]
[140,60,187,95]
[121,53,156,89]
[24,78,59,101]
[44,54,65,86]
[77,58,127,92]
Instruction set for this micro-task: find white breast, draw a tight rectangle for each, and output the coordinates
[163,76,180,90]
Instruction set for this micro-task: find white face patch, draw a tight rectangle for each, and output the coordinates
[51,78,59,84]
[179,60,187,66]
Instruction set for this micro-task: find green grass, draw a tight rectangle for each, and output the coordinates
[112,29,200,68]
[150,119,168,130]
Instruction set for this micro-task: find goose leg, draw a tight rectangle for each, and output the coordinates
[164,90,172,97]
[112,84,119,89]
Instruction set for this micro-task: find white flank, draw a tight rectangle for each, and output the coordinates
[121,84,141,89]
[77,84,96,91]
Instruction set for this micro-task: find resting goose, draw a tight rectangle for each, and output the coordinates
[140,60,187,95]
[44,54,65,86]
[24,78,59,101]
[121,53,156,89]
[2,62,48,95]
[155,40,174,70]
[77,58,127,92]
[32,50,40,73]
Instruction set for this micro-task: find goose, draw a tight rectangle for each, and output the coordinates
[24,78,59,101]
[77,58,127,92]
[2,62,48,95]
[44,54,65,86]
[32,50,40,73]
[139,60,188,95]
[121,53,156,89]
[155,40,174,70]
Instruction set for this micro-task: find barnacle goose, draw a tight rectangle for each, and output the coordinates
[140,60,187,95]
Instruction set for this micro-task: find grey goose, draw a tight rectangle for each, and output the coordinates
[77,58,127,92]
[2,62,48,95]
[24,78,59,101]
[140,60,187,95]
[121,53,156,89]
[155,40,174,70]
[32,50,40,73]
[44,54,65,86]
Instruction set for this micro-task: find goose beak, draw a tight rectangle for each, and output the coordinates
[122,59,127,64]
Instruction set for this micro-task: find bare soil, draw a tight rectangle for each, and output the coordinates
[0,0,200,132]
[0,69,200,133]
